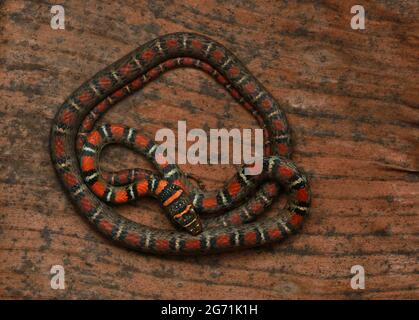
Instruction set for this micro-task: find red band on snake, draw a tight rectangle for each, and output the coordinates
[50,32,311,254]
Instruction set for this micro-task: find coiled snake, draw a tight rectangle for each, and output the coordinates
[50,32,311,254]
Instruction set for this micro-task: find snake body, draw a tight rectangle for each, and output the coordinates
[50,32,311,254]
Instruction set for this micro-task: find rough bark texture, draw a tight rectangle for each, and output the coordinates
[0,0,418,299]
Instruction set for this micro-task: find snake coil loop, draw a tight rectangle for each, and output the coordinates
[50,32,311,254]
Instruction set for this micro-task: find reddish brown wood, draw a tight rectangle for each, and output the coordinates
[0,0,418,299]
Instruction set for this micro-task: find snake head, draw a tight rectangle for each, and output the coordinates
[159,182,203,235]
[182,207,202,235]
[172,204,202,235]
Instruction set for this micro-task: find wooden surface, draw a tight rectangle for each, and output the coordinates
[0,0,418,299]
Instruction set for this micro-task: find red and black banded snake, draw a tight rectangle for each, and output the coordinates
[50,32,311,254]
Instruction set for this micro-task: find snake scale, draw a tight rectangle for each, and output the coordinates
[50,32,311,254]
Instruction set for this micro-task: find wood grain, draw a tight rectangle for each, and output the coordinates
[0,0,418,299]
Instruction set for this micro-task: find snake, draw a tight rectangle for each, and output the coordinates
[50,32,311,254]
